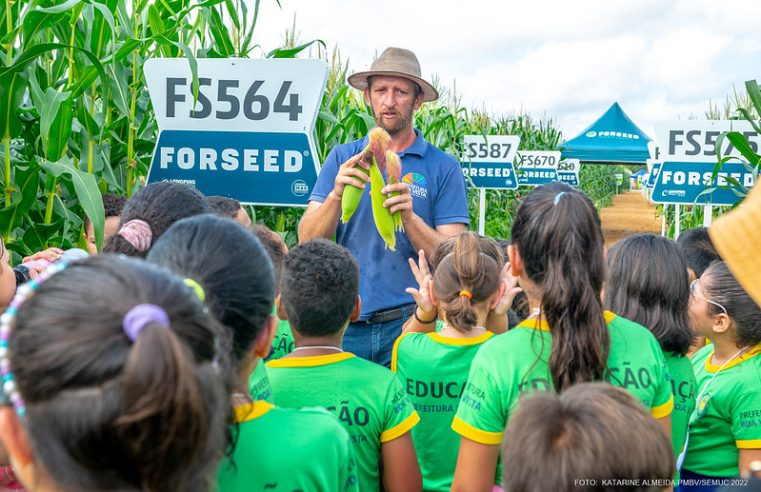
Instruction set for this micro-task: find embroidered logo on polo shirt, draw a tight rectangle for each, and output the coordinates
[402,173,428,199]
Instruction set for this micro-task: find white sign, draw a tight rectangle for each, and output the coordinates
[144,58,329,207]
[655,120,761,163]
[462,135,520,163]
[461,135,520,190]
[515,151,560,186]
[144,58,328,133]
[516,150,561,168]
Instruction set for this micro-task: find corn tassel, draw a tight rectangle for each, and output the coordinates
[385,150,404,232]
[369,158,396,251]
[341,128,391,223]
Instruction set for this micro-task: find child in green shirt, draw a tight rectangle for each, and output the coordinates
[392,232,519,491]
[267,239,422,492]
[604,233,696,474]
[148,215,357,492]
[451,183,673,491]
[247,225,294,402]
[683,261,761,483]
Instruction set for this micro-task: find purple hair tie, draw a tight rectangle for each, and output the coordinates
[119,220,153,252]
[123,304,170,341]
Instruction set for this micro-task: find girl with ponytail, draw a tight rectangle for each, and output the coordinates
[392,232,518,492]
[451,183,674,492]
[0,255,228,492]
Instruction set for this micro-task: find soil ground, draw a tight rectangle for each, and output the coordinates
[599,191,662,247]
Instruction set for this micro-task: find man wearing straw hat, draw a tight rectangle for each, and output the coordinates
[299,47,469,367]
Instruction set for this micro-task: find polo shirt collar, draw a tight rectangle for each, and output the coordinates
[399,128,428,158]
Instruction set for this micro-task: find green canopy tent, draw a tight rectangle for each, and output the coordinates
[558,102,652,164]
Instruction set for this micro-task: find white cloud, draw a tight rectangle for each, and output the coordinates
[253,0,761,140]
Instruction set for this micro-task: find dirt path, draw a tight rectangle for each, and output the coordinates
[599,191,662,246]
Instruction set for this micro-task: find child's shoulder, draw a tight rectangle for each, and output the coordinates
[607,312,661,346]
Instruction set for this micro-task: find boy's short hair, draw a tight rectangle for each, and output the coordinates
[84,193,127,230]
[502,382,674,492]
[206,196,241,219]
[677,227,720,278]
[280,239,359,337]
[252,224,287,289]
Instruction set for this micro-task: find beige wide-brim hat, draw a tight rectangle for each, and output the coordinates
[710,184,761,307]
[348,47,439,103]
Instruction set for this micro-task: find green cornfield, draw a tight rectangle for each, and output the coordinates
[0,0,685,260]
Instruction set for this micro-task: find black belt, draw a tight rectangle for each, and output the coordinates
[366,304,416,324]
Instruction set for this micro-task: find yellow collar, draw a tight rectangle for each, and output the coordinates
[234,400,274,423]
[266,352,355,368]
[705,342,761,373]
[427,331,494,346]
[516,311,617,331]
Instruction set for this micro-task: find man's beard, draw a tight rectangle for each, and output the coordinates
[374,107,414,135]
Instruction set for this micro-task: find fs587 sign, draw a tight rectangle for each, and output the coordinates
[144,58,328,206]
[461,135,519,190]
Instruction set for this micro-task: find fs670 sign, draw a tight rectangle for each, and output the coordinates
[144,58,328,206]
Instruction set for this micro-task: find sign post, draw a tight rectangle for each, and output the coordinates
[515,151,560,187]
[651,121,759,207]
[144,58,329,206]
[614,173,624,194]
[462,135,520,235]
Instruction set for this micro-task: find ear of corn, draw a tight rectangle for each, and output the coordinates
[341,128,391,223]
[385,150,404,232]
[369,158,396,251]
[340,152,369,223]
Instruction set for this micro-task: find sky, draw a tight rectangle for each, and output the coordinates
[253,0,761,141]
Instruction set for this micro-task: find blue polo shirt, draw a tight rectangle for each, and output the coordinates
[310,129,470,320]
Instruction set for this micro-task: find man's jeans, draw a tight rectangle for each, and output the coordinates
[343,313,410,368]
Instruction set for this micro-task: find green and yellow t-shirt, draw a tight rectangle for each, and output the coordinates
[664,352,696,460]
[266,317,294,362]
[267,353,420,492]
[391,331,494,492]
[683,343,761,477]
[248,360,273,403]
[453,312,674,446]
[217,401,358,491]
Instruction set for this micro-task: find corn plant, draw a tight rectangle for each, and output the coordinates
[0,0,317,261]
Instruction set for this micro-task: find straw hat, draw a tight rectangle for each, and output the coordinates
[348,47,439,103]
[709,184,761,307]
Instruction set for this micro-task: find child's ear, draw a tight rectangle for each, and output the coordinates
[0,407,34,487]
[429,277,440,307]
[350,295,362,322]
[508,245,523,277]
[275,295,287,321]
[489,279,508,310]
[711,313,732,337]
[254,316,278,359]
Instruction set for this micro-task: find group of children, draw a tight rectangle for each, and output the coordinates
[0,179,760,492]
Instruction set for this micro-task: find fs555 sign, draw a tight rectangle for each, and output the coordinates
[461,135,519,190]
[144,58,328,206]
[652,121,759,205]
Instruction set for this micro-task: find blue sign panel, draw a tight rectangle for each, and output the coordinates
[557,172,579,187]
[646,162,662,189]
[461,163,517,189]
[147,130,318,206]
[651,161,753,205]
[517,167,558,186]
